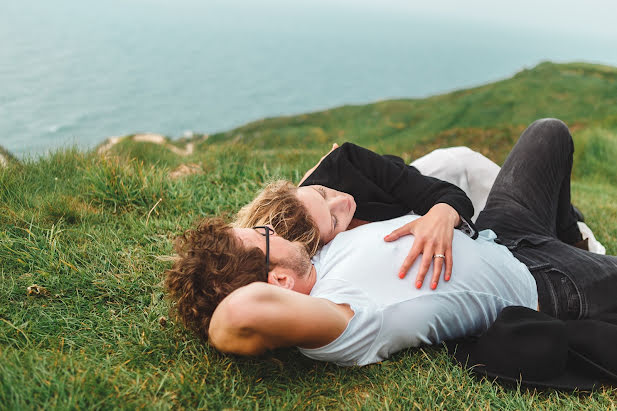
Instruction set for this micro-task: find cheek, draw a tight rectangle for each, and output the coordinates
[307,210,331,241]
[340,206,354,228]
[334,226,345,237]
[320,232,331,243]
[338,219,351,235]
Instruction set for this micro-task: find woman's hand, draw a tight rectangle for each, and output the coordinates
[384,203,460,290]
[299,143,339,185]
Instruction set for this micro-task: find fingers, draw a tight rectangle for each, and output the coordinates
[390,214,455,289]
[398,242,422,280]
[400,247,451,290]
[429,255,445,290]
[325,143,339,158]
[414,250,434,289]
[444,248,453,282]
[384,222,415,242]
[319,143,339,162]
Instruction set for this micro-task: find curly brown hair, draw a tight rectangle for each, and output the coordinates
[233,180,321,257]
[164,218,267,341]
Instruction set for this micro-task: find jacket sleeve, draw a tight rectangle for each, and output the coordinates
[303,142,477,237]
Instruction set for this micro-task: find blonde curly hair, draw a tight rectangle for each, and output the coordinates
[234,180,321,257]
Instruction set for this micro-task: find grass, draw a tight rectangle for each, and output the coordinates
[2,62,617,409]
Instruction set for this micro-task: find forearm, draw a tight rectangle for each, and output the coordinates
[208,283,353,355]
[394,171,474,221]
[341,143,475,221]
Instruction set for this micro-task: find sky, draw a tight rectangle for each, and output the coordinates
[420,0,617,38]
[256,0,617,39]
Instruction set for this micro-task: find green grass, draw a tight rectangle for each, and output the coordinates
[2,62,617,409]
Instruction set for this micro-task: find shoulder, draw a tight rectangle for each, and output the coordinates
[326,142,377,163]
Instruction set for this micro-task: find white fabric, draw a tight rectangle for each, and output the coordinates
[299,215,538,366]
[578,222,606,254]
[411,146,500,222]
[411,146,606,254]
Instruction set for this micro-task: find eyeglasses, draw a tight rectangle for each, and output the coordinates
[253,226,275,274]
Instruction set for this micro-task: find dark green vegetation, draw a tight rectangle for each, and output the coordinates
[2,62,617,409]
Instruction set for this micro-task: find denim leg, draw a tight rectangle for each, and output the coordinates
[528,265,581,320]
[474,119,617,319]
[477,118,582,244]
[513,240,617,319]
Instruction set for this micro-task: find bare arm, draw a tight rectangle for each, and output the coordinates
[209,282,353,356]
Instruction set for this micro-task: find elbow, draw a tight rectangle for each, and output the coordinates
[208,283,271,355]
[209,329,266,357]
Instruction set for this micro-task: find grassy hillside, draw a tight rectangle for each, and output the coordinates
[205,61,617,162]
[0,145,17,167]
[2,62,617,409]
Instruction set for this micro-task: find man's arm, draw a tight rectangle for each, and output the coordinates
[208,282,353,356]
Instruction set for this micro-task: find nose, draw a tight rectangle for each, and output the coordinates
[329,194,348,211]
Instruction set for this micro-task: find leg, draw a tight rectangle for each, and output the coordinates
[476,118,581,244]
[514,240,617,319]
[476,119,616,319]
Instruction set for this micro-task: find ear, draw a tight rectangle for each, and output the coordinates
[267,271,295,290]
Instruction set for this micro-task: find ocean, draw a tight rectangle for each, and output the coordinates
[2,0,617,157]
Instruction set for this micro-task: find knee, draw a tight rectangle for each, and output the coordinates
[527,118,573,150]
[530,118,569,132]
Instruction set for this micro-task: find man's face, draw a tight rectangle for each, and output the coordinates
[233,227,315,295]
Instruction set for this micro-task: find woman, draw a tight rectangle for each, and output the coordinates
[235,142,478,290]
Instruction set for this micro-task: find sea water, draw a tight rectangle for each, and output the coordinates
[1,0,617,156]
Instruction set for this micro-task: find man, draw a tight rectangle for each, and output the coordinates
[211,216,538,365]
[165,119,617,365]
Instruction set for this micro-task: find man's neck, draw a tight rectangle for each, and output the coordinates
[306,264,317,294]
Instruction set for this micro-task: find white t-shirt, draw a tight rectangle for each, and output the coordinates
[298,215,538,366]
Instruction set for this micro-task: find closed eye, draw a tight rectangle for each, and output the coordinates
[311,186,327,199]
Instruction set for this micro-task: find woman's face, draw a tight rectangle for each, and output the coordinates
[296,185,356,244]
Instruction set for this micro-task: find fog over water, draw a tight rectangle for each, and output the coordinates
[1,0,617,156]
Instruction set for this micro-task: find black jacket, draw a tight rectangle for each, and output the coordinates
[300,142,477,237]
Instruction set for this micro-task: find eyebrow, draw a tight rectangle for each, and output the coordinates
[311,186,326,198]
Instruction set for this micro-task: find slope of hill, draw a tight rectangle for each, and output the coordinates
[197,61,617,162]
[2,61,617,409]
[0,145,17,167]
